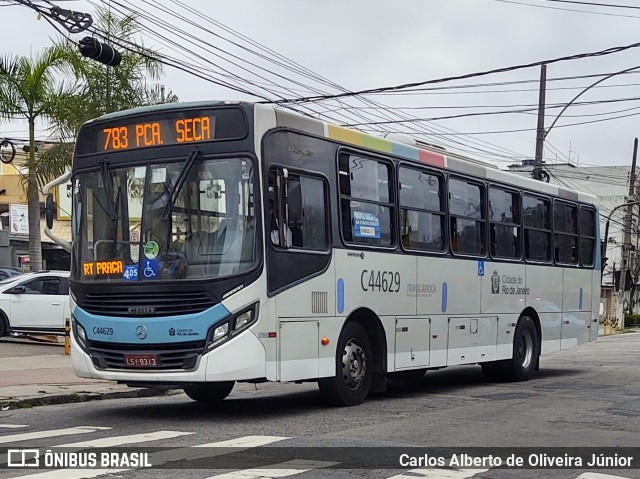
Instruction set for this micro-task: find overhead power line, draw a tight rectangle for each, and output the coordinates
[89,0,532,161]
[493,0,640,18]
[540,0,640,10]
[271,39,640,104]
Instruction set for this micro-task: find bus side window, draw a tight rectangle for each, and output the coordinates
[269,171,329,251]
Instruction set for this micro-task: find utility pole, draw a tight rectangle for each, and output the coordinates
[620,138,638,329]
[533,64,547,181]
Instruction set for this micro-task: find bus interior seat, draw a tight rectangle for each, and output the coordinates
[216,217,250,276]
[184,231,216,277]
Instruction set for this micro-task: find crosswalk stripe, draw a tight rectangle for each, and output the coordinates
[58,430,193,448]
[386,468,489,479]
[10,435,289,479]
[576,473,631,479]
[0,430,193,464]
[0,427,111,444]
[0,425,29,429]
[205,459,339,478]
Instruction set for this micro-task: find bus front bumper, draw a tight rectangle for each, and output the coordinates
[70,330,267,384]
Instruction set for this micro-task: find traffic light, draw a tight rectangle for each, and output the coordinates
[78,37,121,67]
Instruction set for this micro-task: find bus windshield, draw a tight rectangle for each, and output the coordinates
[71,156,256,282]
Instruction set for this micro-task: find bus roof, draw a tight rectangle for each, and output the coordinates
[82,100,597,206]
[82,100,240,124]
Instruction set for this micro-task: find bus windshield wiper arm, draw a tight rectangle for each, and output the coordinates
[162,147,200,221]
[98,158,117,221]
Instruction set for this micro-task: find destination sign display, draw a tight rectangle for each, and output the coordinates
[101,116,214,152]
[76,107,248,155]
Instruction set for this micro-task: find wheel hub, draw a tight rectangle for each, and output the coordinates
[518,330,534,369]
[341,338,367,390]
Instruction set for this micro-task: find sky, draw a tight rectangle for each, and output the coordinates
[2,0,640,176]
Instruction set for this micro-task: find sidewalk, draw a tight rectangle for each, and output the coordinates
[0,338,175,409]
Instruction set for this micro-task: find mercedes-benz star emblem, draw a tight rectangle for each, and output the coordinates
[136,325,148,340]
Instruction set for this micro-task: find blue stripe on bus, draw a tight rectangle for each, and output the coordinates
[391,143,419,161]
[73,303,231,344]
[579,288,583,310]
[337,278,345,314]
[441,282,448,313]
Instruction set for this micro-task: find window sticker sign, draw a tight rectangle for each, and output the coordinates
[353,211,381,238]
[123,264,138,281]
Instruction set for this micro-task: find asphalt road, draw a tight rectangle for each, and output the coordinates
[0,332,639,479]
[0,337,62,357]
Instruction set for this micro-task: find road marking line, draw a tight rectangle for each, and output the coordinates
[0,427,111,444]
[205,459,339,478]
[9,435,289,479]
[0,430,193,464]
[0,425,29,429]
[577,473,631,479]
[58,430,193,448]
[386,468,489,479]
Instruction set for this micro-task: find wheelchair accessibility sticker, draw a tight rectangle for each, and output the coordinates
[142,259,159,279]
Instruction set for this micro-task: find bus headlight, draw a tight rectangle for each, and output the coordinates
[72,317,88,351]
[210,323,229,347]
[205,302,259,352]
[235,310,253,330]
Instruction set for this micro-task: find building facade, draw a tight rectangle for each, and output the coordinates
[0,144,71,271]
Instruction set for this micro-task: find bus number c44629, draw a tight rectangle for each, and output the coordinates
[360,270,401,293]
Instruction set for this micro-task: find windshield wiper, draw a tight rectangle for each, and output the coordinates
[98,158,117,221]
[162,147,201,221]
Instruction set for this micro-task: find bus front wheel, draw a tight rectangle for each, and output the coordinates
[319,321,373,406]
[183,381,235,403]
[482,315,539,382]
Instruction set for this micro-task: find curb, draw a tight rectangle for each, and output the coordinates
[0,388,182,410]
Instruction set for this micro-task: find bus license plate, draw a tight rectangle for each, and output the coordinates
[124,354,158,367]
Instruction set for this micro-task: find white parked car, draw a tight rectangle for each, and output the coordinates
[0,271,70,338]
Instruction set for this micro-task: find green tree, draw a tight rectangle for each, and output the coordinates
[0,47,77,271]
[50,7,177,145]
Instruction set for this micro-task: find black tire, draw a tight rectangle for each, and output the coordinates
[319,321,373,406]
[482,315,539,382]
[183,381,235,403]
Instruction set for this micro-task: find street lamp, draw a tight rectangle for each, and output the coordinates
[602,200,640,273]
[533,64,640,181]
[602,200,640,330]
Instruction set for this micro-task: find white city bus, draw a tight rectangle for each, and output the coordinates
[45,101,600,406]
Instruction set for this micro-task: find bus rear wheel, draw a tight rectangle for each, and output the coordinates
[183,381,235,403]
[319,322,373,406]
[482,315,539,382]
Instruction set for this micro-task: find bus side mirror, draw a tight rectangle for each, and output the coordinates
[45,193,55,229]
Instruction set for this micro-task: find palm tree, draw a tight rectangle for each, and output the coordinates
[43,7,178,199]
[0,47,78,271]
